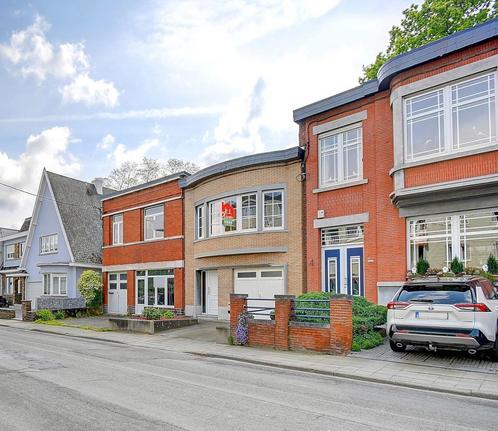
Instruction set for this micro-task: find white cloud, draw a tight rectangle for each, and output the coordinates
[61,73,119,107]
[96,133,159,167]
[0,15,119,106]
[0,127,80,228]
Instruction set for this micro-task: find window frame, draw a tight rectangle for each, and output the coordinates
[112,214,124,245]
[6,242,23,260]
[208,193,259,237]
[40,234,58,255]
[42,273,67,296]
[403,71,498,163]
[263,190,284,231]
[196,205,205,240]
[143,205,164,241]
[136,269,175,308]
[318,123,363,188]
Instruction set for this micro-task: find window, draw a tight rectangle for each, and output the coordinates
[319,125,362,187]
[263,191,283,229]
[40,234,58,254]
[321,224,364,246]
[112,214,123,245]
[109,273,127,290]
[196,205,205,239]
[237,272,257,279]
[136,269,174,307]
[6,242,23,260]
[404,72,496,161]
[261,270,283,278]
[43,273,67,295]
[209,194,258,237]
[408,209,498,269]
[144,205,164,240]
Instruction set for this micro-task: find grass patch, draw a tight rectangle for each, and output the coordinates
[33,319,112,332]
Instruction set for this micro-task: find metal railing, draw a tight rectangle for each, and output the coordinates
[291,299,330,323]
[246,298,275,320]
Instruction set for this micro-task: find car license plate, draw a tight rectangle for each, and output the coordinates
[415,311,448,320]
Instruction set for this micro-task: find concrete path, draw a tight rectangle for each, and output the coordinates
[1,324,498,430]
[1,319,497,400]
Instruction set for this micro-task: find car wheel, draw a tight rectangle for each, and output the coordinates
[389,340,406,352]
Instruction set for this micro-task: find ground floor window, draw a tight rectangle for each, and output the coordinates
[408,209,498,269]
[43,273,67,295]
[136,269,174,307]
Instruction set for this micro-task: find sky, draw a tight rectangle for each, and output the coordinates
[0,0,418,228]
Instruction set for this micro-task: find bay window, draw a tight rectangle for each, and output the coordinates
[43,273,67,296]
[144,205,164,240]
[112,214,123,245]
[408,209,498,269]
[209,194,257,237]
[319,125,362,187]
[404,72,496,161]
[136,269,174,307]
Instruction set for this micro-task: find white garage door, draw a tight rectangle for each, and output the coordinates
[234,268,285,319]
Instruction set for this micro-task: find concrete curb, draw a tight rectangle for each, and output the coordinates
[189,352,498,401]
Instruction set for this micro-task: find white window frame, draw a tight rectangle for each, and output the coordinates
[43,273,67,296]
[318,123,363,188]
[6,243,22,260]
[40,234,58,255]
[404,71,498,162]
[144,205,164,241]
[208,193,258,237]
[112,214,123,245]
[263,190,285,231]
[136,270,175,308]
[196,205,205,240]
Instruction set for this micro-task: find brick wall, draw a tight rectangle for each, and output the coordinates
[230,294,353,355]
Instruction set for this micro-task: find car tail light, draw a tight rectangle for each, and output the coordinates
[454,303,491,312]
[387,301,410,310]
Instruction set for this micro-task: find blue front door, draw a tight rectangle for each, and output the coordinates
[324,249,340,294]
[324,247,364,295]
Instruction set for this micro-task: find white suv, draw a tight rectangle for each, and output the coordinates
[387,277,498,358]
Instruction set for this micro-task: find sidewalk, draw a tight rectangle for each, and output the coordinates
[1,319,497,400]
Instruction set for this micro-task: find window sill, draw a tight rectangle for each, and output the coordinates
[390,143,498,175]
[312,179,368,193]
[193,229,288,243]
[39,251,59,256]
[103,236,183,249]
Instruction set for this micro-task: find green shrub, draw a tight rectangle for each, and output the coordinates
[77,270,103,308]
[416,258,430,275]
[142,308,175,320]
[294,292,387,351]
[36,309,54,321]
[227,335,235,345]
[54,310,65,320]
[450,257,464,274]
[487,254,498,274]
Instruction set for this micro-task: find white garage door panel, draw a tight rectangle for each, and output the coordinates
[235,268,285,320]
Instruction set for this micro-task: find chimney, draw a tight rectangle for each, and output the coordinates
[91,177,104,195]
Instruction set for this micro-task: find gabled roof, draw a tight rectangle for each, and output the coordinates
[0,227,18,238]
[181,147,304,189]
[19,217,31,232]
[293,18,498,122]
[46,171,109,265]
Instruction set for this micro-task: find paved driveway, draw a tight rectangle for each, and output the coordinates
[351,341,498,374]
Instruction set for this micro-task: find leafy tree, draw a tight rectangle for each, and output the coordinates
[104,157,200,190]
[360,0,498,83]
[77,270,103,308]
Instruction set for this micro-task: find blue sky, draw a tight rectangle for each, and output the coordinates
[0,0,417,227]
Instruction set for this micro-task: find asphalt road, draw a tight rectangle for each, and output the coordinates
[0,326,497,431]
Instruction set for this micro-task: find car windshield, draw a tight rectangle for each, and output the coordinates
[397,284,473,304]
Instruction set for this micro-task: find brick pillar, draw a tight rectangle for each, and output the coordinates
[229,294,247,337]
[21,300,32,321]
[330,295,353,355]
[274,295,294,350]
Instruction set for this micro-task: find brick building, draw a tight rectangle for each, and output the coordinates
[182,147,305,320]
[101,173,187,314]
[293,20,498,304]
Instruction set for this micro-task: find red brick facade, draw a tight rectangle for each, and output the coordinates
[297,38,498,304]
[101,178,185,314]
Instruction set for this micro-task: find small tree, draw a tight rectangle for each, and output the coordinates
[77,270,103,308]
[450,257,464,274]
[416,258,430,275]
[487,254,498,274]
